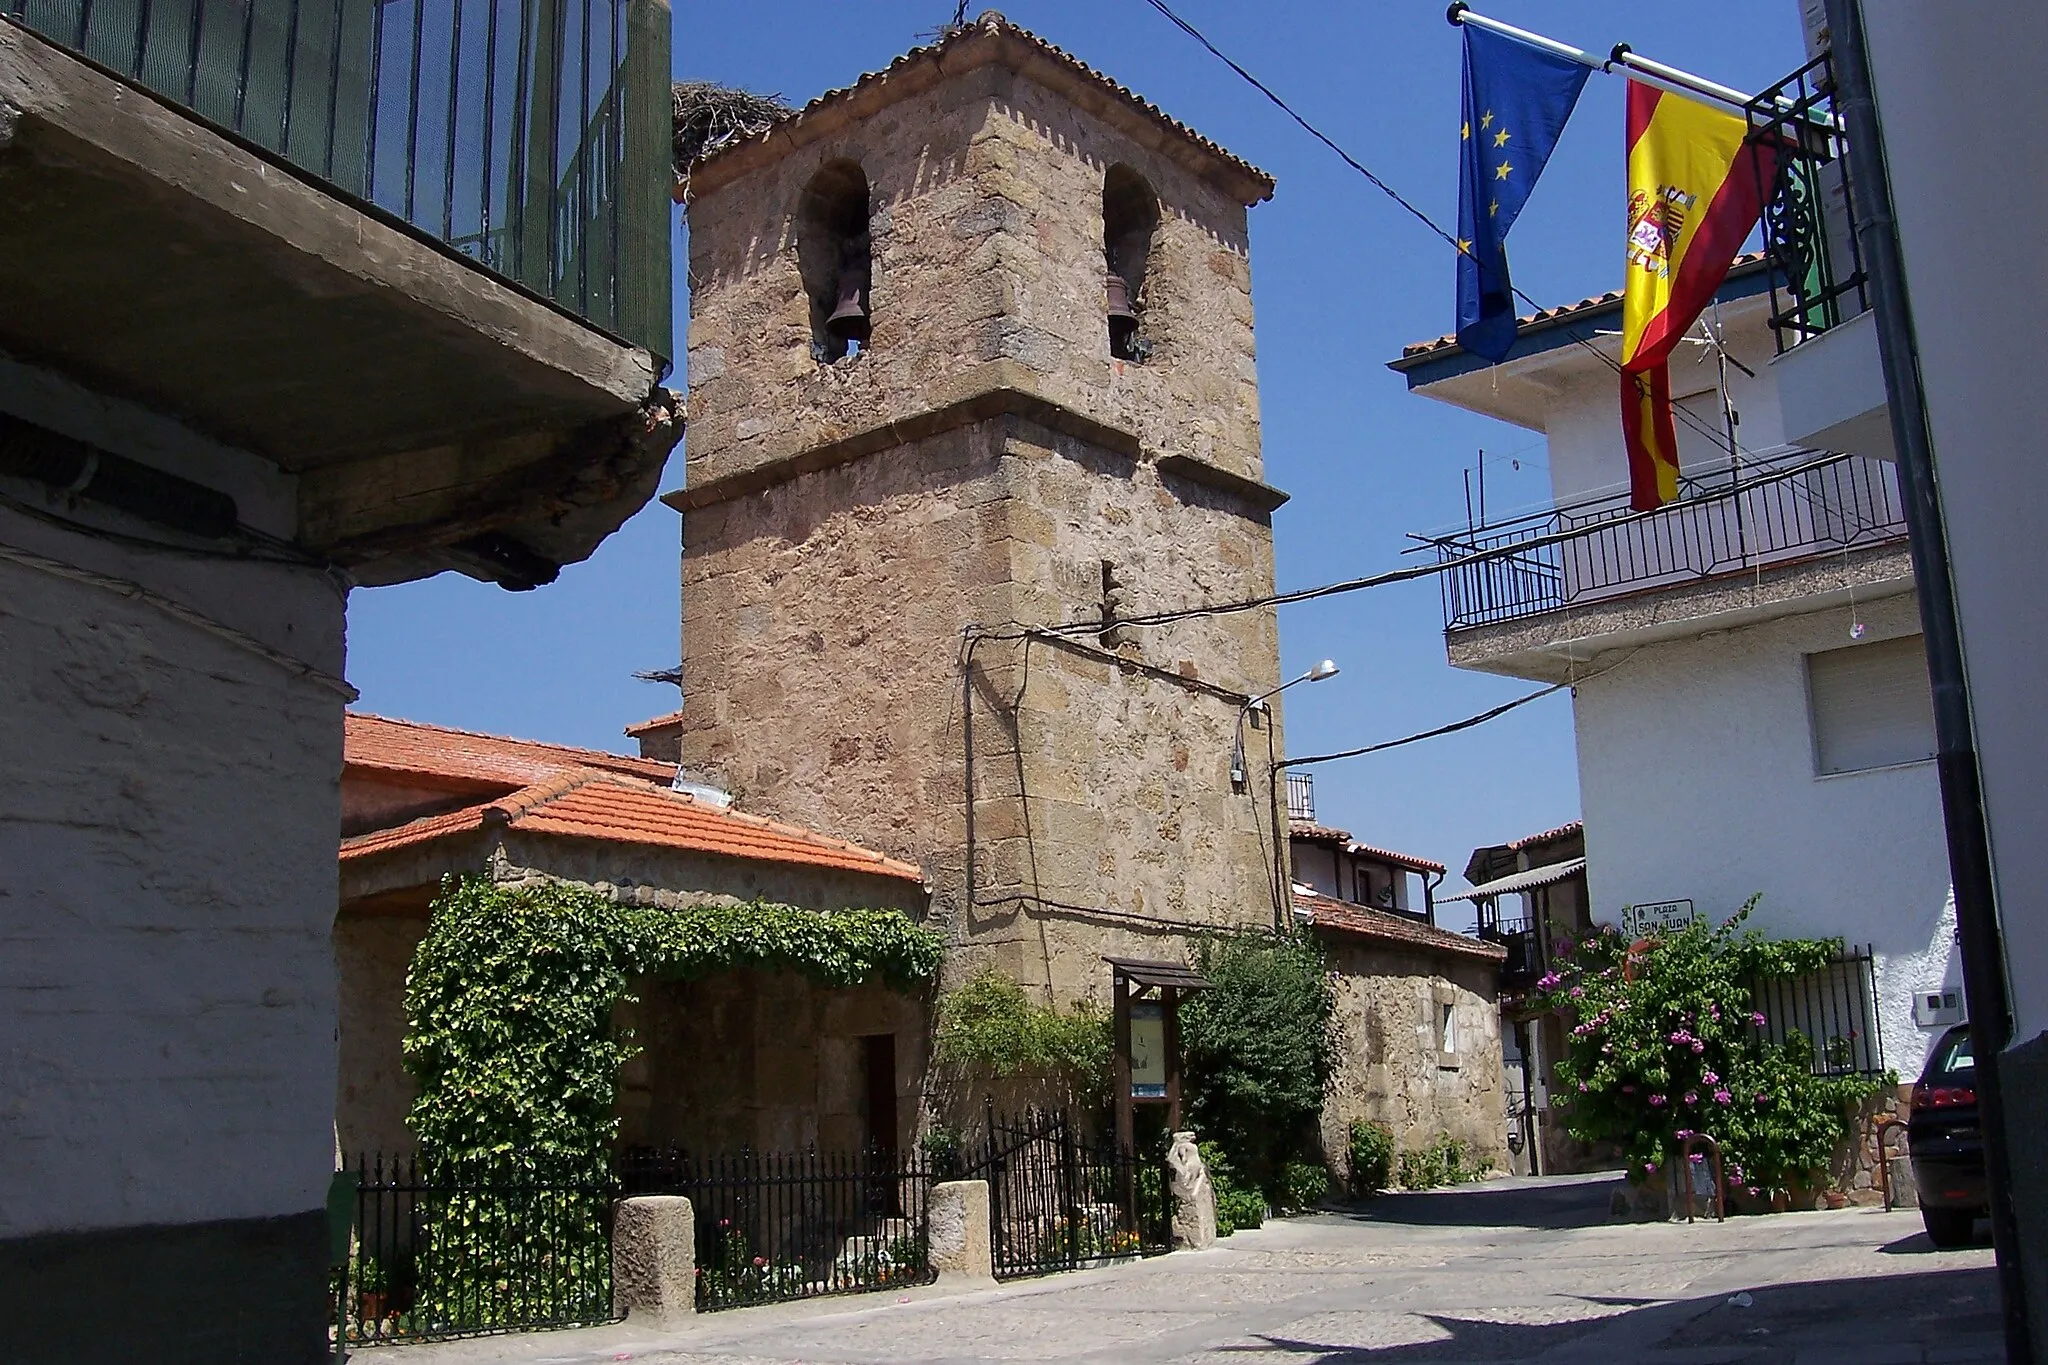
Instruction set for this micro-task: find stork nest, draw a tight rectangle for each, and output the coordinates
[673,82,791,197]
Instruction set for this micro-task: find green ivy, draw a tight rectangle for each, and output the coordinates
[1533,895,1884,1200]
[1179,932,1335,1203]
[932,969,1111,1097]
[396,876,944,1326]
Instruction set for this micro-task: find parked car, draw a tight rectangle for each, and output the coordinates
[1907,1024,1985,1247]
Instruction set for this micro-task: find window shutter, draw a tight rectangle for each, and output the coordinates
[1807,634,1937,775]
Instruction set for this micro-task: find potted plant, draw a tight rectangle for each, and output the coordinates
[355,1256,391,1326]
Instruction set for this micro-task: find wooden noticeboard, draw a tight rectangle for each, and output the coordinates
[1107,957,1209,1153]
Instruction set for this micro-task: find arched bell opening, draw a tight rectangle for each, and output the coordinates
[798,159,872,363]
[1102,164,1159,361]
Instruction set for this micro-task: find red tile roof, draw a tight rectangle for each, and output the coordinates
[345,712,675,788]
[1348,842,1447,876]
[624,709,686,737]
[1396,254,1770,361]
[1508,820,1583,852]
[1297,889,1506,963]
[1288,822,1445,874]
[340,770,924,883]
[691,11,1273,205]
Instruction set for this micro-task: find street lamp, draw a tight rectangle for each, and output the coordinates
[1231,659,1339,791]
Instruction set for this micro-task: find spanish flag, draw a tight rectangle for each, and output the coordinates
[1619,81,1778,510]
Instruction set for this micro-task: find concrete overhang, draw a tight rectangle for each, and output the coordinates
[1771,310,1895,462]
[1443,542,1917,683]
[0,23,680,588]
[1389,260,1777,428]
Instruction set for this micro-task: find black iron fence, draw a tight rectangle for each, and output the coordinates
[959,1110,1170,1280]
[619,1145,934,1311]
[337,1152,616,1347]
[1,0,670,359]
[1483,916,1544,988]
[1285,771,1316,824]
[1746,52,1867,353]
[1426,447,1907,632]
[1752,945,1887,1078]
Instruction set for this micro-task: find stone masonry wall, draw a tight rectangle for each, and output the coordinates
[618,970,927,1155]
[682,59,1263,492]
[676,45,1283,1011]
[1319,940,1510,1183]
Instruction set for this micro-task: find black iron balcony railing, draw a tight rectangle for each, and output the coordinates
[1480,916,1543,988]
[2,0,671,361]
[1419,446,1908,634]
[1284,771,1315,824]
[1746,51,1867,354]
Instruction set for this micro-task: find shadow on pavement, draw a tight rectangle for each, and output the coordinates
[1207,1266,2001,1362]
[1331,1174,1626,1231]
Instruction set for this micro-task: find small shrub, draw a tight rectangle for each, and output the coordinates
[934,970,1111,1096]
[1396,1133,1478,1190]
[1347,1119,1394,1196]
[1279,1160,1329,1211]
[1216,1185,1267,1234]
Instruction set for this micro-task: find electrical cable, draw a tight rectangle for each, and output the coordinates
[1278,680,1566,770]
[1133,0,1819,479]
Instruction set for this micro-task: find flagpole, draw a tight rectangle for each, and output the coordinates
[1448,4,1829,128]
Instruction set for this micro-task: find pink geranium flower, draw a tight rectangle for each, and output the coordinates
[1683,1090,1700,1105]
[1714,1089,1733,1105]
[1649,1094,1667,1106]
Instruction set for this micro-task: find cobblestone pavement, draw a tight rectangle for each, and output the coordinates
[373,1174,2003,1365]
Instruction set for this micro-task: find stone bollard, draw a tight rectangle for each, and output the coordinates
[1167,1132,1217,1250]
[928,1180,994,1282]
[612,1196,696,1328]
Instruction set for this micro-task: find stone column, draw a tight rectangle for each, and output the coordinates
[612,1196,695,1328]
[1168,1132,1217,1250]
[928,1180,993,1282]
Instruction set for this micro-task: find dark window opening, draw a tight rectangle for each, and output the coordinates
[1102,165,1159,361]
[800,160,872,363]
[861,1033,898,1156]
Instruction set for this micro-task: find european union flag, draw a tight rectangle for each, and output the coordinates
[1456,24,1590,362]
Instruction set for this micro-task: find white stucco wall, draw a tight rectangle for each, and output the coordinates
[1541,295,1791,508]
[1573,590,1955,1076]
[0,502,347,1237]
[1862,6,2048,1045]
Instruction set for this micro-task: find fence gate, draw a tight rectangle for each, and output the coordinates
[962,1110,1169,1280]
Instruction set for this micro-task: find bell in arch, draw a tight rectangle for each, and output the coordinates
[826,245,871,344]
[1105,270,1138,353]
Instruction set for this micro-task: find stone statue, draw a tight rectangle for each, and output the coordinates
[1167,1130,1217,1250]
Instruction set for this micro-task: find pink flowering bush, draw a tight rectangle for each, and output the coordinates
[1533,895,1886,1201]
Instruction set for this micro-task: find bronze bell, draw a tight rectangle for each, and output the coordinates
[826,254,871,344]
[1105,270,1138,351]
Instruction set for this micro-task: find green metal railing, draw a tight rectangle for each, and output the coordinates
[3,0,671,362]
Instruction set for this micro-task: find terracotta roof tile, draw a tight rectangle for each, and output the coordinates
[625,709,686,737]
[1397,253,1770,361]
[340,772,924,884]
[1297,888,1506,963]
[1508,820,1583,851]
[689,11,1274,206]
[346,712,675,788]
[1288,821,1353,845]
[1347,842,1447,876]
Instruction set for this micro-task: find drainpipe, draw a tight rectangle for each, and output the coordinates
[1823,3,2031,1358]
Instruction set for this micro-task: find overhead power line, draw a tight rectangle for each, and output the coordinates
[1132,0,1784,465]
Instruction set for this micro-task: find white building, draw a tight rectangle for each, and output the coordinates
[1390,256,1959,1085]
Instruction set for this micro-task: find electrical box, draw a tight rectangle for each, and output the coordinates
[1913,988,1966,1029]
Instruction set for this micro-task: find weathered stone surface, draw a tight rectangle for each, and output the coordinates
[1318,940,1510,1182]
[612,1196,696,1328]
[1167,1132,1217,1250]
[928,1180,994,1282]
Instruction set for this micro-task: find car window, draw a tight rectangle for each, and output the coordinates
[1933,1031,1974,1078]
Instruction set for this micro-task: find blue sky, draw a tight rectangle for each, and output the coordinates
[344,0,1806,903]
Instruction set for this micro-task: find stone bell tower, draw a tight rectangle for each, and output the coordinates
[643,12,1288,1001]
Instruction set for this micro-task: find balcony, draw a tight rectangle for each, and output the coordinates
[1419,446,1912,680]
[1480,916,1545,990]
[0,2,676,586]
[3,0,670,358]
[1746,52,1894,462]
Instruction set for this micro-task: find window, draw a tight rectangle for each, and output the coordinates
[1806,634,1936,775]
[1102,164,1158,360]
[798,160,871,363]
[1438,1002,1459,1055]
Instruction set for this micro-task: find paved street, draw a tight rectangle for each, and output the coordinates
[377,1174,2002,1365]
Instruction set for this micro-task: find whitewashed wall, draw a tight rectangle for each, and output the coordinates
[1572,590,1955,1076]
[0,502,345,1238]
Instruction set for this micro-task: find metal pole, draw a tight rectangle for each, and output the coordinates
[1822,3,2030,1359]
